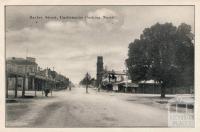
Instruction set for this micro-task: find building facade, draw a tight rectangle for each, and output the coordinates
[7,57,37,74]
[6,57,38,91]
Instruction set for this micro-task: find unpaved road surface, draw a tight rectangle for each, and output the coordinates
[6,86,168,127]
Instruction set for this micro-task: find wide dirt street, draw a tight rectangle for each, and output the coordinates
[6,86,169,127]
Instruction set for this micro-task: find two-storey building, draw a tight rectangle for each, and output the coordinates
[6,57,38,90]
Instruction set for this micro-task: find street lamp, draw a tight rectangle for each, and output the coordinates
[86,72,89,93]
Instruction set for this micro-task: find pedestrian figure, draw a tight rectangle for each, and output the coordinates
[98,84,101,92]
[44,88,50,97]
[69,84,71,91]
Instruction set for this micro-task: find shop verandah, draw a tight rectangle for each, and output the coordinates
[6,71,57,98]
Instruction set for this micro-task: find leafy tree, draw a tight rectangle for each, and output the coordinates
[175,23,194,86]
[79,73,92,85]
[126,23,194,98]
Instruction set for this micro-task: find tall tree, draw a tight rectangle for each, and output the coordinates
[175,23,194,86]
[126,23,194,98]
[79,73,92,85]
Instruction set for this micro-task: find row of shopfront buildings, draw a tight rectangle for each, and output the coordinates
[99,70,192,94]
[96,56,192,94]
[6,57,70,98]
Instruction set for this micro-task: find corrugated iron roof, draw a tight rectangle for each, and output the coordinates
[139,80,158,84]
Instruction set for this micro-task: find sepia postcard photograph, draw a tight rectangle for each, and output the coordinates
[0,0,199,131]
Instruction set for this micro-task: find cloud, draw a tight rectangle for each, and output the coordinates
[45,21,92,33]
[6,8,128,83]
[87,8,123,31]
[44,8,123,33]
[121,6,194,35]
[45,21,64,30]
[6,6,194,83]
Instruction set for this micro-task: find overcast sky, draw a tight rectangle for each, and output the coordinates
[6,6,194,84]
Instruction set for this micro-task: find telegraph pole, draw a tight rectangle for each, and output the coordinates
[22,48,28,97]
[69,79,71,91]
[86,72,89,93]
[6,73,8,98]
[125,62,128,93]
[51,67,55,96]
